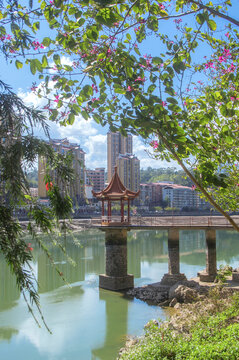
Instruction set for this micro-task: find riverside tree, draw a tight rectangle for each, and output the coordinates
[3,0,237,227]
[0,2,77,329]
[0,0,239,323]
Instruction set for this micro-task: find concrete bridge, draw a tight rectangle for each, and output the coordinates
[93,216,239,291]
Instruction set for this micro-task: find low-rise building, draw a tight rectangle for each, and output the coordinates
[85,167,105,193]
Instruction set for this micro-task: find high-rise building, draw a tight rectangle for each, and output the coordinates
[107,131,140,193]
[117,154,140,192]
[107,132,133,182]
[38,138,85,203]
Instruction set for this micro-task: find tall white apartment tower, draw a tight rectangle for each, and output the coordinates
[107,131,140,192]
[107,132,133,182]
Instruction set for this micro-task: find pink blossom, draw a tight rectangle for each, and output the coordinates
[174,18,182,24]
[31,85,37,92]
[127,85,133,92]
[223,48,231,57]
[32,40,44,50]
[197,81,203,85]
[183,101,187,106]
[158,3,165,10]
[162,101,167,107]
[54,95,60,103]
[218,56,226,63]
[92,84,98,93]
[192,185,196,190]
[225,32,229,38]
[113,22,119,26]
[135,77,145,82]
[205,61,214,69]
[151,140,159,149]
[6,34,12,40]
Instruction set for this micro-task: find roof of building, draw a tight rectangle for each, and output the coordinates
[140,182,192,190]
[92,167,139,199]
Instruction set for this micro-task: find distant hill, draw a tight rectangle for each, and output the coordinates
[140,167,193,187]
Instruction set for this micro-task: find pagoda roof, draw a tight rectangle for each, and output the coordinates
[92,167,139,199]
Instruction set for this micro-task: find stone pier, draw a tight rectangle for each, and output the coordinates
[99,228,134,291]
[198,229,217,282]
[161,229,187,286]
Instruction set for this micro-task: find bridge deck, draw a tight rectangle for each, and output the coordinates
[91,215,239,231]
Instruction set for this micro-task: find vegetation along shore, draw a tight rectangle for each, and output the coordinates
[119,284,239,360]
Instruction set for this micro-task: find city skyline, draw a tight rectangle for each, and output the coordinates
[18,88,179,172]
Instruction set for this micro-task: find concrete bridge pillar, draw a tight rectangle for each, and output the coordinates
[161,229,187,286]
[198,229,217,282]
[99,228,134,290]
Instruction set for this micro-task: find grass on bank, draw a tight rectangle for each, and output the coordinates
[119,289,239,360]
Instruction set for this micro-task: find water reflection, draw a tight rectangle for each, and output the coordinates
[0,229,238,359]
[0,255,20,312]
[92,290,129,360]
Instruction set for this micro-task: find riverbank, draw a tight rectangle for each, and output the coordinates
[119,286,239,359]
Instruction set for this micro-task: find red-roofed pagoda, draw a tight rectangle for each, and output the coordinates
[92,166,139,226]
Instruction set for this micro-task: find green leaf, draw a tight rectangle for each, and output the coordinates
[134,95,141,106]
[42,55,48,68]
[207,19,217,31]
[196,13,205,25]
[147,84,156,94]
[15,60,23,69]
[42,37,51,47]
[30,60,36,75]
[166,97,178,105]
[53,54,61,65]
[126,33,131,41]
[67,113,75,125]
[152,57,163,65]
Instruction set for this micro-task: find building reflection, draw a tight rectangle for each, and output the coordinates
[128,232,141,278]
[0,255,20,312]
[92,289,129,360]
[37,233,105,294]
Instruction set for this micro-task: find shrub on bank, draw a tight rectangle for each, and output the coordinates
[119,291,239,360]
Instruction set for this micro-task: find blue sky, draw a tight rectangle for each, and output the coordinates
[2,1,239,171]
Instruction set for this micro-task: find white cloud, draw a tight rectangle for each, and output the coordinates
[133,136,179,169]
[18,88,179,170]
[49,56,74,73]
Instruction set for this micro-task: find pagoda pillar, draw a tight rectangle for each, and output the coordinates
[127,199,130,223]
[99,228,134,291]
[121,199,124,223]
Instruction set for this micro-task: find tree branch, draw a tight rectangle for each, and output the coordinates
[188,0,239,27]
[156,129,239,232]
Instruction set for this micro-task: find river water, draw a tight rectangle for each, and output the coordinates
[1,229,239,360]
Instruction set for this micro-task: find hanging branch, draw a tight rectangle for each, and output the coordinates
[156,129,239,232]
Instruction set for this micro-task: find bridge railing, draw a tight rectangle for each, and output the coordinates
[130,216,233,227]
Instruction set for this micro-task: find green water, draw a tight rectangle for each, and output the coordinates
[0,229,239,360]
